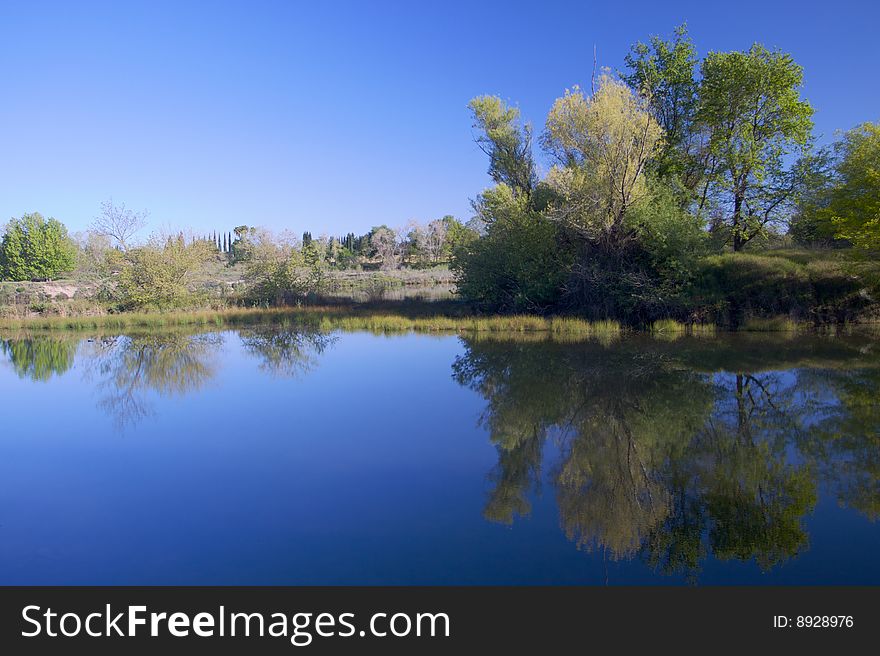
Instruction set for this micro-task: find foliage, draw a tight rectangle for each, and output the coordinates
[452,184,571,312]
[623,23,703,193]
[691,250,875,324]
[823,123,880,250]
[468,96,536,195]
[117,234,214,309]
[243,230,326,305]
[543,75,663,248]
[0,213,78,281]
[697,44,814,250]
[368,225,403,270]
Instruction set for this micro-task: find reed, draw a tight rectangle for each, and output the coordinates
[741,316,802,333]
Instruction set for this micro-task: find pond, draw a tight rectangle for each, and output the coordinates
[0,326,878,584]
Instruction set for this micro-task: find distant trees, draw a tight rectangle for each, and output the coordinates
[243,230,325,305]
[0,212,77,281]
[91,199,147,251]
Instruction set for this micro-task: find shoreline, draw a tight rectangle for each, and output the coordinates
[0,303,877,338]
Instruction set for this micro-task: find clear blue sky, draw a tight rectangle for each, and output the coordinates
[2,0,878,237]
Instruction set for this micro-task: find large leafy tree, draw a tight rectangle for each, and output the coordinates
[623,24,707,197]
[0,212,77,281]
[825,122,880,251]
[697,45,814,251]
[542,74,663,250]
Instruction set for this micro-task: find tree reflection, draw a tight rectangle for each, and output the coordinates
[2,326,336,428]
[797,364,880,520]
[0,336,77,381]
[454,335,879,582]
[239,327,336,377]
[83,332,223,427]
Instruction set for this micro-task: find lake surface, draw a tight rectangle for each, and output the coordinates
[1,326,878,585]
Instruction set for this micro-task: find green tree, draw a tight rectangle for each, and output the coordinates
[243,230,325,304]
[697,45,814,251]
[0,213,77,281]
[623,23,706,196]
[542,74,663,249]
[229,225,257,263]
[823,122,880,251]
[468,96,536,196]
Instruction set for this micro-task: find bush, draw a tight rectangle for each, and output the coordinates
[452,185,572,313]
[117,236,213,310]
[691,251,876,325]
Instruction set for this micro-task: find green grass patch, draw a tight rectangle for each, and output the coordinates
[0,305,621,342]
[741,316,803,333]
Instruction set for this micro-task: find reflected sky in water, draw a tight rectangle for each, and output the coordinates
[0,328,878,584]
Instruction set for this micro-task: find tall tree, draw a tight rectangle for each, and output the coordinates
[697,45,814,251]
[623,23,705,193]
[0,212,77,281]
[468,96,536,197]
[542,74,663,251]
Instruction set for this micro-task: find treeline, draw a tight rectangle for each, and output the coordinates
[0,199,474,311]
[450,24,880,325]
[217,217,472,270]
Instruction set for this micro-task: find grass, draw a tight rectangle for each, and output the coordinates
[650,319,687,340]
[740,316,803,333]
[689,323,717,338]
[0,304,624,342]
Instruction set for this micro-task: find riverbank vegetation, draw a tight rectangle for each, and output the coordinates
[452,25,879,327]
[1,25,877,330]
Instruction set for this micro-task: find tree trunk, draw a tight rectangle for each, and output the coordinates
[732,192,744,252]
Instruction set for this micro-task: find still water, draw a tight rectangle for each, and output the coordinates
[0,327,878,584]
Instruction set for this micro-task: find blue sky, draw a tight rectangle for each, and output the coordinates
[2,0,878,237]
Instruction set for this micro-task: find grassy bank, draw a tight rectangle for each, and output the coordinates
[0,303,611,337]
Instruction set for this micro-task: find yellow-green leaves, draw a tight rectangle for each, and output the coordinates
[468,95,536,196]
[543,75,663,244]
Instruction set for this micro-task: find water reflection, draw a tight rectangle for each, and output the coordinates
[82,332,223,427]
[240,328,335,377]
[453,335,880,582]
[0,327,335,428]
[1,327,878,582]
[0,335,77,381]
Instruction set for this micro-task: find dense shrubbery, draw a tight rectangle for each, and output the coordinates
[117,235,214,310]
[451,185,572,312]
[691,252,877,325]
